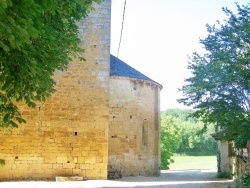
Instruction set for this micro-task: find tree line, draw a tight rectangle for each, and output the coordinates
[160,108,217,169]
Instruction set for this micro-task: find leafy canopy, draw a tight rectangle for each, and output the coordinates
[162,109,217,155]
[178,3,250,147]
[0,0,101,128]
[161,115,181,169]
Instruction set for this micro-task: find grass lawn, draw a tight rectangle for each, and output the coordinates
[169,155,217,170]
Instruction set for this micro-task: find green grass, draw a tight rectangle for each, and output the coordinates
[169,154,217,170]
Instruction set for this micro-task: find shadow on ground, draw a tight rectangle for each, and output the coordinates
[109,170,234,188]
[0,170,235,188]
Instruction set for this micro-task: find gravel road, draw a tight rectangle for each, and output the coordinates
[0,169,235,188]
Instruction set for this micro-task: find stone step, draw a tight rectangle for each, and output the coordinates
[56,176,84,182]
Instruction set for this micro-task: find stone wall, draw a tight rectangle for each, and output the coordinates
[108,76,161,177]
[218,141,236,174]
[217,140,250,180]
[0,0,111,180]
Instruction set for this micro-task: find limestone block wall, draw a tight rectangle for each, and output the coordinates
[0,0,111,180]
[218,141,236,173]
[108,76,161,177]
[236,140,250,178]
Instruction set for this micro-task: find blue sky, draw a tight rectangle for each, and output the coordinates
[110,0,249,111]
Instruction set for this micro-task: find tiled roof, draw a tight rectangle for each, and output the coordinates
[110,54,155,82]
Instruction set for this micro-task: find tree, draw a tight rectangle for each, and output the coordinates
[0,0,101,128]
[178,3,250,147]
[161,115,181,169]
[162,109,217,155]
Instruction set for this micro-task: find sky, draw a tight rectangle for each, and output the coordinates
[110,0,249,111]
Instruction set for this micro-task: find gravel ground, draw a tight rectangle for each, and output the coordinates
[0,169,235,188]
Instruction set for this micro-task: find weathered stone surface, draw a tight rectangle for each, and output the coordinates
[108,169,122,180]
[56,176,84,182]
[0,0,162,181]
[0,0,111,180]
[108,77,161,177]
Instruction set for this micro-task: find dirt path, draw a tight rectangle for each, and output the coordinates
[0,169,235,188]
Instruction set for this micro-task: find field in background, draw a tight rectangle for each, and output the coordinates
[169,155,217,170]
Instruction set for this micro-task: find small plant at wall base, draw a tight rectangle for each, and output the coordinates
[161,116,181,169]
[216,171,232,179]
[241,173,250,188]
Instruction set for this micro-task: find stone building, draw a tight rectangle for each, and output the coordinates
[216,140,250,179]
[0,0,162,180]
[109,55,162,177]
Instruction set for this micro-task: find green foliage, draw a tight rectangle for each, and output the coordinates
[0,0,101,128]
[162,108,198,123]
[162,109,217,155]
[217,171,232,179]
[178,3,250,145]
[241,173,250,188]
[161,115,181,169]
